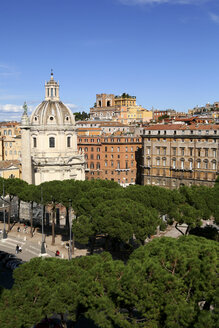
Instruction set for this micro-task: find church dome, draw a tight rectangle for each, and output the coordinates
[30,71,75,126]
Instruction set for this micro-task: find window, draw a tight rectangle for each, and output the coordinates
[131,147,133,152]
[33,137,37,148]
[157,147,160,155]
[118,155,120,159]
[189,148,193,156]
[181,148,184,156]
[49,137,55,148]
[85,147,88,152]
[181,160,184,170]
[91,147,94,152]
[204,161,208,169]
[172,148,176,156]
[117,161,120,169]
[97,147,100,152]
[197,161,201,169]
[172,159,176,169]
[91,154,93,159]
[4,130,7,135]
[97,155,100,160]
[125,147,128,152]
[96,163,100,169]
[163,147,166,155]
[111,161,114,167]
[9,150,12,155]
[117,147,120,152]
[189,160,193,170]
[126,161,128,169]
[90,163,94,169]
[213,149,216,157]
[105,146,107,151]
[67,136,71,148]
[157,158,160,166]
[163,158,166,166]
[85,154,88,159]
[205,149,208,157]
[8,130,12,136]
[111,154,113,159]
[9,142,12,148]
[131,161,134,167]
[212,161,216,170]
[197,149,201,157]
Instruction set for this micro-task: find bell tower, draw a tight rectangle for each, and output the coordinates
[45,70,60,101]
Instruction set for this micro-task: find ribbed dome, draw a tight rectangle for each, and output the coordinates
[30,100,75,126]
[29,72,75,126]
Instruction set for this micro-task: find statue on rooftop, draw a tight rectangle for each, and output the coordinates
[23,101,28,115]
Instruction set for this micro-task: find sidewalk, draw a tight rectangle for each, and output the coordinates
[0,222,88,261]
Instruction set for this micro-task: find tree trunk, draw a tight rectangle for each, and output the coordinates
[185,225,191,235]
[60,313,67,328]
[89,235,96,255]
[17,198,20,223]
[7,198,11,233]
[51,205,56,245]
[30,202,33,238]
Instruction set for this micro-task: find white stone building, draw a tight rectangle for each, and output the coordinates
[21,72,85,185]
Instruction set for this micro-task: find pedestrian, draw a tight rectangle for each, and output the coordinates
[17,227,21,232]
[16,245,19,254]
[19,246,22,253]
[55,250,60,257]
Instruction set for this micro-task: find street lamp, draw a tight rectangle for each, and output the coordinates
[2,180,7,239]
[40,187,46,254]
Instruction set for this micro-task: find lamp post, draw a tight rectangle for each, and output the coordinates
[2,180,7,239]
[40,187,46,254]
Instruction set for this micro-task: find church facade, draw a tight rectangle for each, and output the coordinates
[21,72,85,185]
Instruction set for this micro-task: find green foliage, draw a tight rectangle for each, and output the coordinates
[74,111,90,121]
[0,237,218,328]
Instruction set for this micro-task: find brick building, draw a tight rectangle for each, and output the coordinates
[78,133,141,186]
[141,124,219,188]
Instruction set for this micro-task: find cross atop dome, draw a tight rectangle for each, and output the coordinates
[45,70,60,101]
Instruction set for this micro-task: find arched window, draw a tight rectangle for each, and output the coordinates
[67,136,71,148]
[33,137,37,148]
[96,163,100,169]
[107,100,110,107]
[8,130,12,136]
[189,158,193,170]
[98,101,101,107]
[49,137,55,148]
[90,163,94,169]
[204,160,208,169]
[97,154,100,160]
[212,160,216,170]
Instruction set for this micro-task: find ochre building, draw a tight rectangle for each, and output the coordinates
[141,124,219,188]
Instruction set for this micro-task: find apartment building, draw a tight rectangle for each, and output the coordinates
[89,93,152,124]
[78,133,141,186]
[0,122,21,161]
[141,124,219,188]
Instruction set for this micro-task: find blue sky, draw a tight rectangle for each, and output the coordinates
[1,0,219,121]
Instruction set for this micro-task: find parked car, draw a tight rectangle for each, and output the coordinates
[6,259,23,270]
[2,254,17,265]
